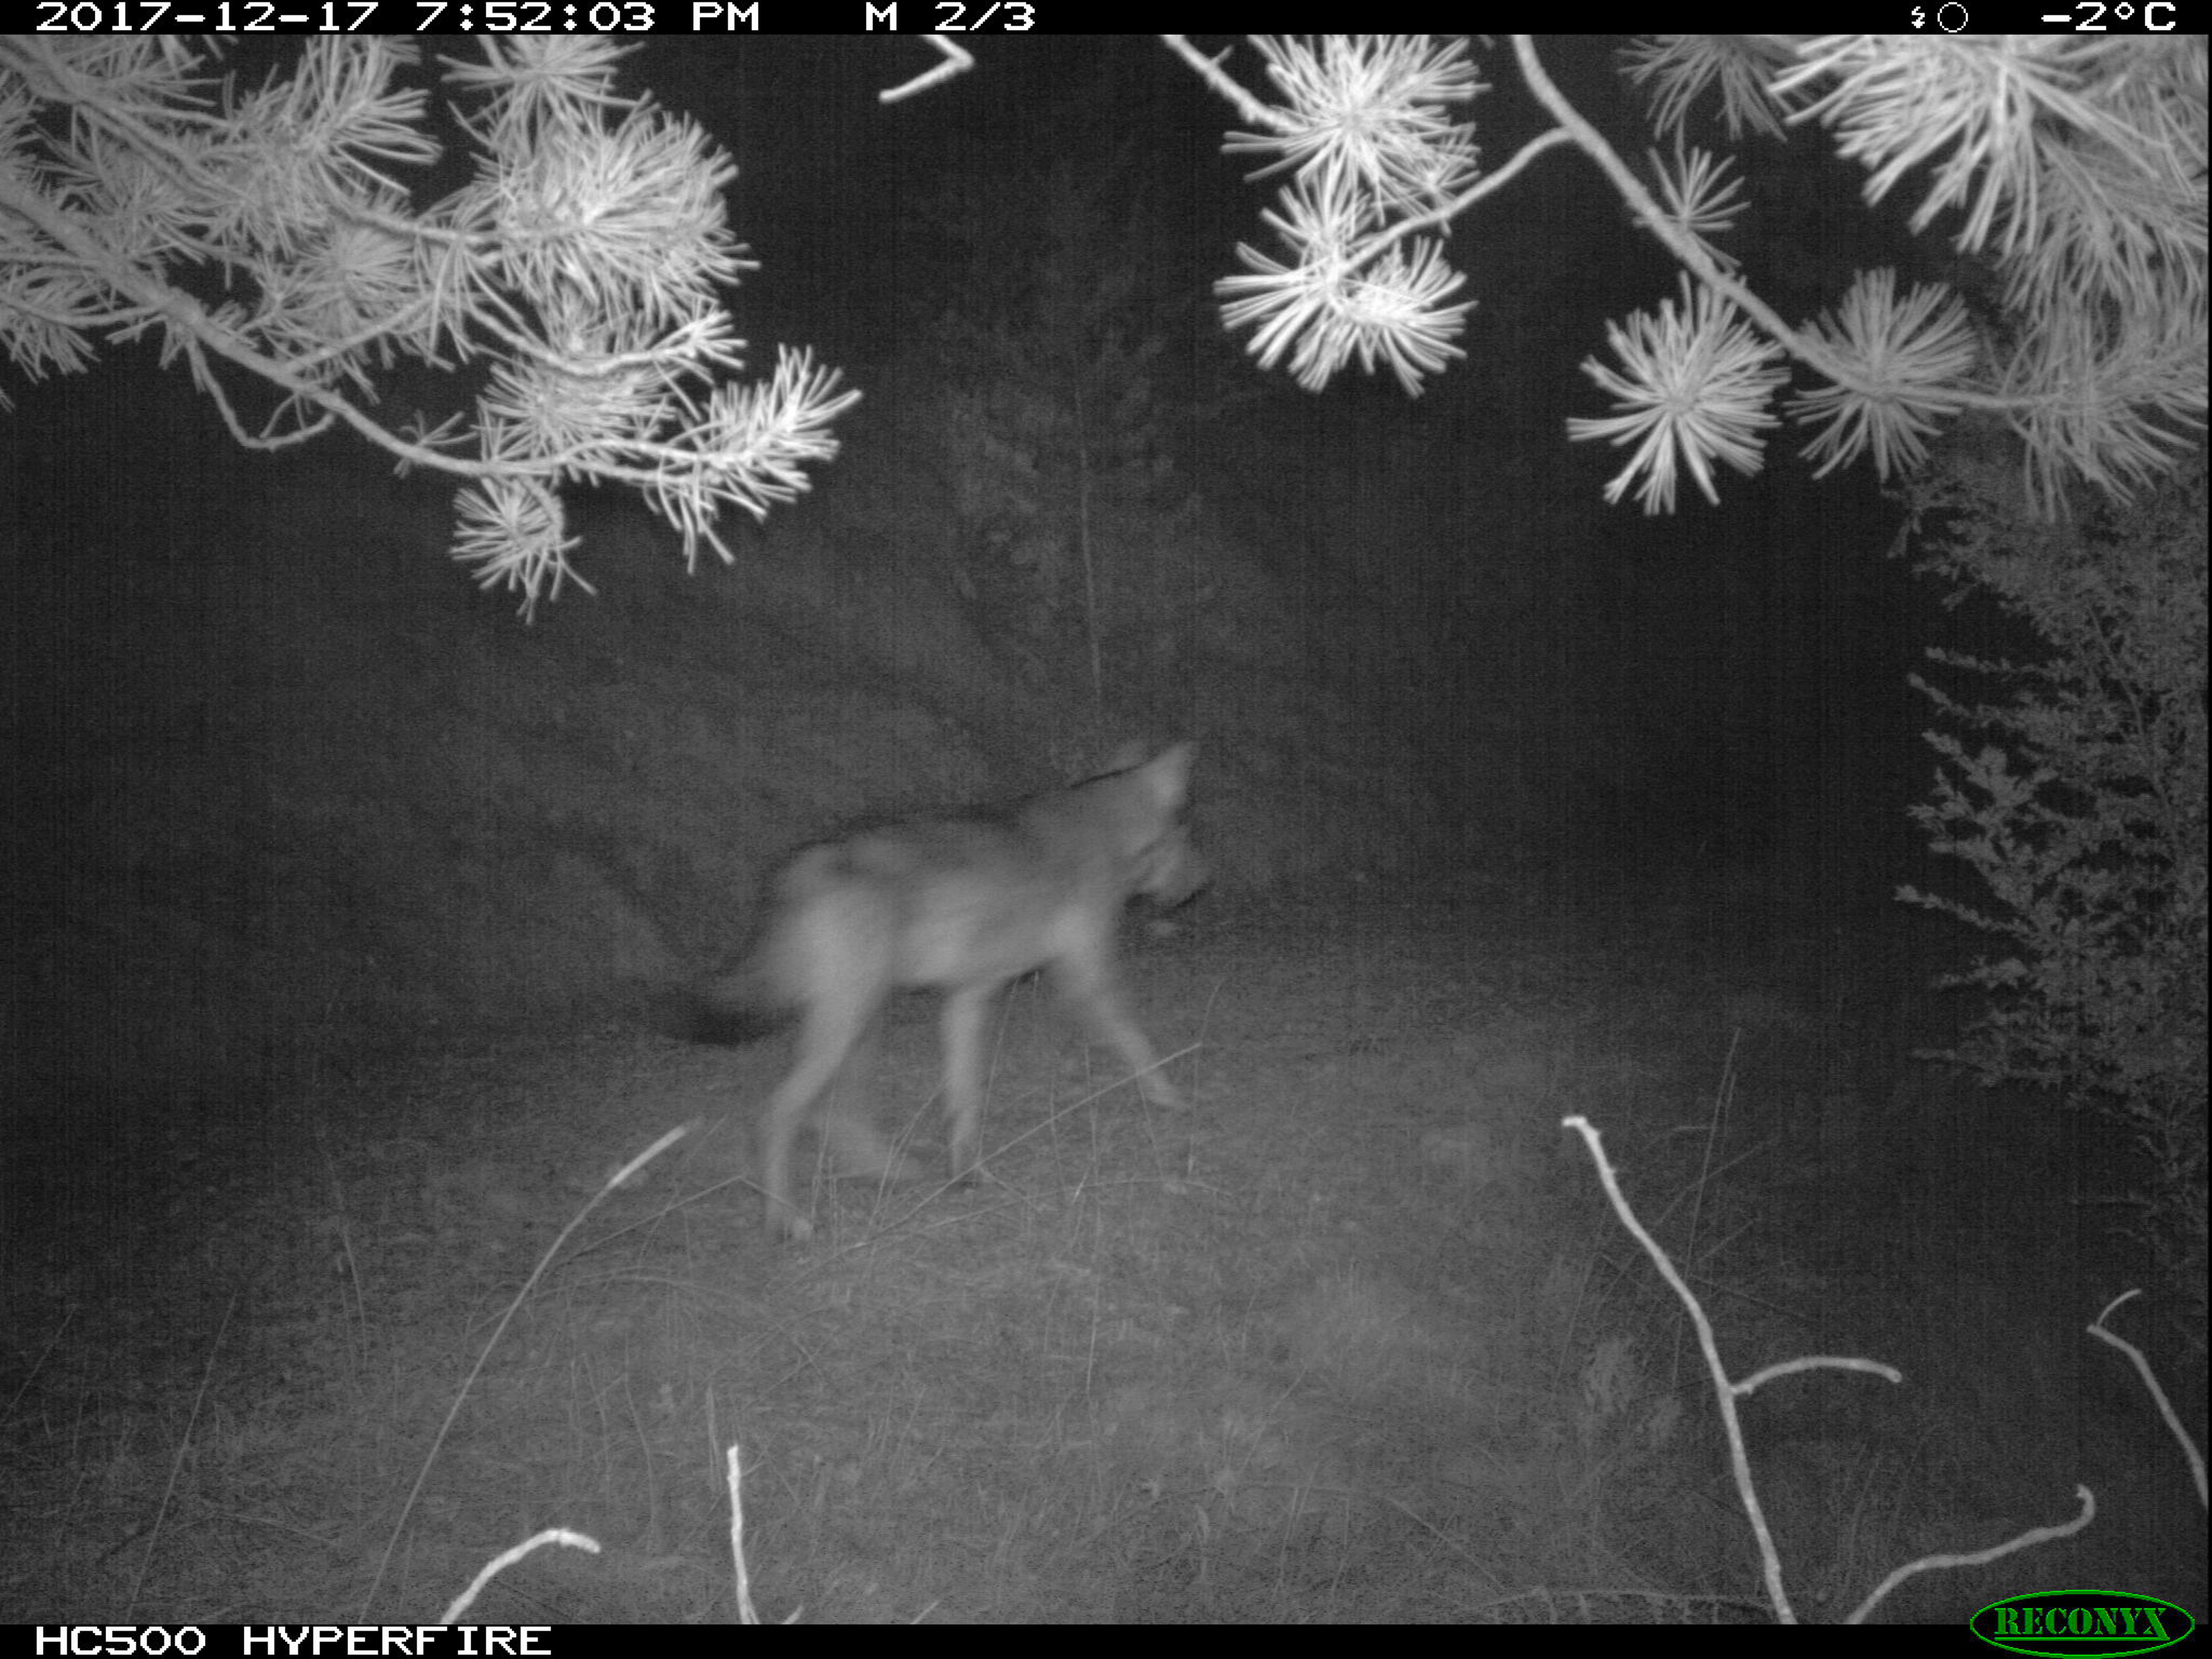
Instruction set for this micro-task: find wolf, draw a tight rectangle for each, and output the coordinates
[675,744,1205,1241]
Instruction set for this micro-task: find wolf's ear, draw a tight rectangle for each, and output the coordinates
[1146,743,1194,804]
[1105,739,1149,773]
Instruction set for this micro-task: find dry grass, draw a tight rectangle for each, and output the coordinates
[2,900,2200,1623]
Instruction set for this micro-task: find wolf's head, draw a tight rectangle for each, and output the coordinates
[1110,743,1207,910]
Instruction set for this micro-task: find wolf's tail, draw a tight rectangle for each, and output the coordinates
[645,966,792,1047]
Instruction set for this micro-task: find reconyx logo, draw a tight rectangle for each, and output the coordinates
[1972,1590,2194,1657]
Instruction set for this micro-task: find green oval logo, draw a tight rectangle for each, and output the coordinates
[1971,1591,2195,1657]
